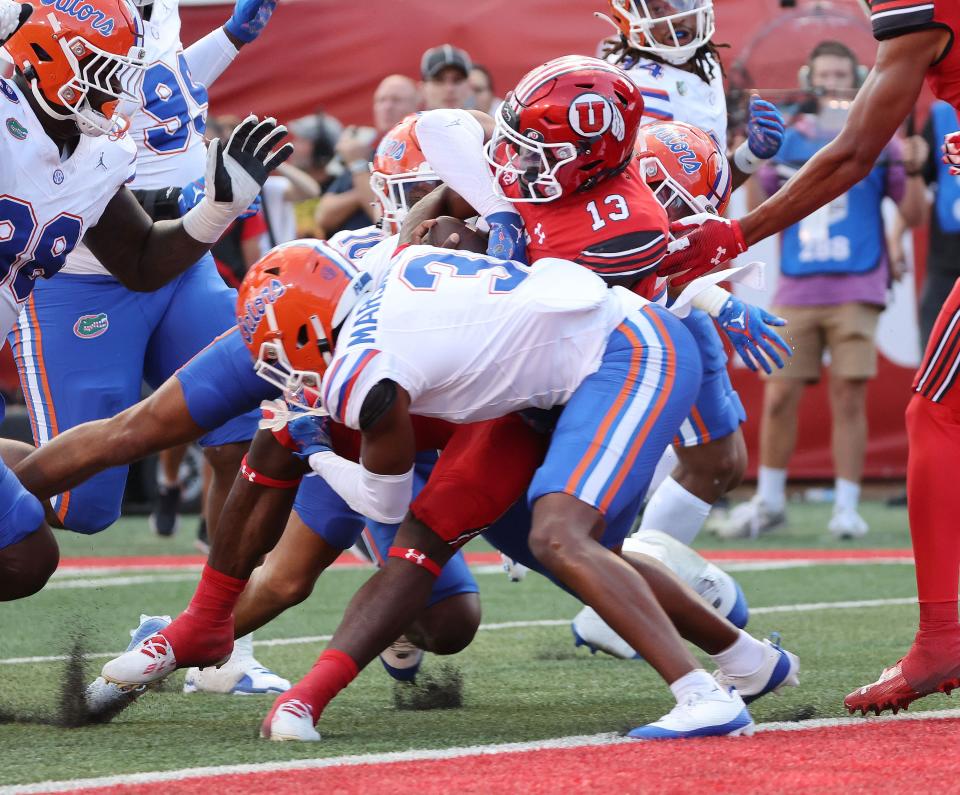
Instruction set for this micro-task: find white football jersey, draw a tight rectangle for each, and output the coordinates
[65,0,207,275]
[327,225,385,264]
[320,245,635,429]
[617,54,728,150]
[0,79,135,336]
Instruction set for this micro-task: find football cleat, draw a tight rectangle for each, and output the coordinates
[714,496,785,540]
[380,635,424,682]
[183,658,290,695]
[85,614,171,713]
[100,632,179,689]
[844,660,960,716]
[260,697,321,742]
[713,636,800,704]
[627,686,754,740]
[828,507,869,540]
[149,483,181,537]
[571,606,642,659]
[500,553,529,583]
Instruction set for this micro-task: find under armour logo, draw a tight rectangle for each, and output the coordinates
[710,246,726,266]
[96,153,107,170]
[532,222,545,245]
[404,548,426,565]
[241,462,257,482]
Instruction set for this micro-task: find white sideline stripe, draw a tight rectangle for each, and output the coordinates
[0,598,918,667]
[45,557,914,589]
[8,707,960,794]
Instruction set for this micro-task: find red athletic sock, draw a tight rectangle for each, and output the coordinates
[162,564,247,666]
[284,649,359,720]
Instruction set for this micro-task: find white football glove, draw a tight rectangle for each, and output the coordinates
[0,1,32,44]
[182,114,293,244]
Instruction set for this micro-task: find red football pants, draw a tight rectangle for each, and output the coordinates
[907,394,960,609]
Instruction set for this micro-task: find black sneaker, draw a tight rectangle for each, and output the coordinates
[194,517,209,555]
[149,484,181,537]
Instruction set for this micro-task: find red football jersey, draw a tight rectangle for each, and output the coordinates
[871,0,960,111]
[913,276,960,409]
[515,161,668,299]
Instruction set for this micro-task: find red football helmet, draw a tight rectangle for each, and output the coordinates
[4,0,146,136]
[601,1,715,66]
[370,114,441,235]
[237,239,372,407]
[485,55,644,203]
[635,121,731,221]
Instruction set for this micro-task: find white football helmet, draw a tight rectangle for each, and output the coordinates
[604,0,715,66]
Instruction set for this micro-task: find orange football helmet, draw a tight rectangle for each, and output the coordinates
[237,239,372,406]
[602,1,715,66]
[485,55,644,203]
[4,0,146,136]
[635,120,731,221]
[370,114,441,235]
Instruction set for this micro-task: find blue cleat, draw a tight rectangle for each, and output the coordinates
[714,634,800,704]
[628,687,754,740]
[380,635,423,682]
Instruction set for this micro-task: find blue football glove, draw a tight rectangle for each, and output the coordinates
[286,413,333,459]
[224,0,277,43]
[746,96,785,160]
[485,211,528,265]
[178,177,262,219]
[716,295,792,374]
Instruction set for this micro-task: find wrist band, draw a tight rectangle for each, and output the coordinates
[388,546,442,577]
[239,454,302,489]
[733,141,763,175]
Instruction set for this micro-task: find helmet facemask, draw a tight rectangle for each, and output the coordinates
[485,115,579,203]
[609,0,715,66]
[639,154,717,224]
[28,13,145,136]
[370,165,442,235]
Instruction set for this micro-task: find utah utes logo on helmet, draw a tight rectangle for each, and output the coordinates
[568,93,625,141]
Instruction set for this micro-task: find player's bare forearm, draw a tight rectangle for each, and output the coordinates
[739,30,945,246]
[84,187,212,292]
[207,429,307,578]
[399,185,476,244]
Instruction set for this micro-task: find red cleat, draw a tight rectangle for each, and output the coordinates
[845,660,960,716]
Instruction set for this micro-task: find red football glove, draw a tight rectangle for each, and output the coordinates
[656,213,748,288]
[943,130,960,175]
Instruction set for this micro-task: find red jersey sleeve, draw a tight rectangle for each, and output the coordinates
[870,0,937,40]
[519,164,668,283]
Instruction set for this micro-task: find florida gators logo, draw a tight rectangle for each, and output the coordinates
[653,126,702,175]
[376,137,406,161]
[39,0,116,36]
[73,312,108,338]
[568,93,625,141]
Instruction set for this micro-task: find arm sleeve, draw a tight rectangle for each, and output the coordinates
[416,108,513,220]
[307,451,413,524]
[183,26,239,89]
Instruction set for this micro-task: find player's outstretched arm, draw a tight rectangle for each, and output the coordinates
[85,115,292,291]
[739,29,947,247]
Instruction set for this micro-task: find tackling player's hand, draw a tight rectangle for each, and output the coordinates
[0,1,31,45]
[225,0,277,43]
[716,295,792,374]
[656,213,748,287]
[178,177,262,219]
[943,130,960,175]
[746,96,785,160]
[286,414,333,459]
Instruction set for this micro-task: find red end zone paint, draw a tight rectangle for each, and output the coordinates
[61,718,960,795]
[57,548,913,571]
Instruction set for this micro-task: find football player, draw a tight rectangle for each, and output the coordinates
[8,0,288,695]
[0,0,291,600]
[645,0,960,716]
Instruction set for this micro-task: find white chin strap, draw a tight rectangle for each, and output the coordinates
[29,78,114,137]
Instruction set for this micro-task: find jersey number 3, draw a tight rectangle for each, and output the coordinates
[0,196,82,302]
[399,250,528,293]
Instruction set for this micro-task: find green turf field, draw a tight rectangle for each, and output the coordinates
[0,500,942,788]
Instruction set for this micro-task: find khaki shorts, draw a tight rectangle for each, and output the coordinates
[768,302,882,381]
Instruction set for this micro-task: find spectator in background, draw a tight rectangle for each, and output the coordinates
[720,41,928,541]
[315,75,419,236]
[468,64,502,114]
[261,163,321,246]
[420,44,472,110]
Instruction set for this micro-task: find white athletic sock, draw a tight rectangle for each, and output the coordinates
[639,476,712,545]
[669,668,724,704]
[709,629,767,677]
[230,633,254,664]
[757,466,787,513]
[834,478,860,513]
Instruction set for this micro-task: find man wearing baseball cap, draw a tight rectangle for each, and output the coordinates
[420,43,473,110]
